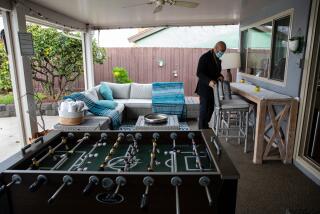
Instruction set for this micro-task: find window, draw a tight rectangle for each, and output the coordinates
[270,16,291,81]
[246,22,272,78]
[240,13,291,83]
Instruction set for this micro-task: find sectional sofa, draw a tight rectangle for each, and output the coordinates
[84,82,199,128]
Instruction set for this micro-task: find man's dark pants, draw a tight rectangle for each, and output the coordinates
[198,94,214,129]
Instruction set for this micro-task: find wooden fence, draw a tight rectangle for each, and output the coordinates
[34,48,238,96]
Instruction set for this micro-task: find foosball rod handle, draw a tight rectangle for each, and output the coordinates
[0,174,22,194]
[48,175,73,204]
[199,176,213,207]
[82,176,99,196]
[29,175,47,192]
[140,176,154,209]
[171,176,182,214]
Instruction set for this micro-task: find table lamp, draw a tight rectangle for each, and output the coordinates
[221,53,240,82]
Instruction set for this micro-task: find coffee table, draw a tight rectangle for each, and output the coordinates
[54,116,110,131]
[134,115,179,131]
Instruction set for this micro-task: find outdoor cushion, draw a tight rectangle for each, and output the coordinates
[99,83,114,100]
[220,99,250,110]
[114,99,152,108]
[130,83,152,99]
[101,82,131,99]
[115,103,125,114]
[96,100,117,109]
[81,88,99,102]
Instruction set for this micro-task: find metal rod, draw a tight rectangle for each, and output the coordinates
[99,133,124,170]
[175,186,180,214]
[51,134,89,170]
[311,111,320,157]
[191,138,203,171]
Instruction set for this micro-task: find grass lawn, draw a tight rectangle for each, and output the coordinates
[0,92,47,105]
[0,93,14,104]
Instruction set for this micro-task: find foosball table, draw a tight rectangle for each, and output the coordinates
[0,130,239,214]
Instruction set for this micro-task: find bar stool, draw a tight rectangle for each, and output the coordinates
[223,80,256,145]
[211,81,250,153]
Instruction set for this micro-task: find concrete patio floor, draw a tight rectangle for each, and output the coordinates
[0,116,58,163]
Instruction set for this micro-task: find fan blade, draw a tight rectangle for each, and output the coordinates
[122,2,153,8]
[153,5,163,13]
[174,1,199,8]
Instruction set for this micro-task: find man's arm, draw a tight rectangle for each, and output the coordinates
[197,56,212,86]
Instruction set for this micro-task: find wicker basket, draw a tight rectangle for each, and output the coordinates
[58,110,84,125]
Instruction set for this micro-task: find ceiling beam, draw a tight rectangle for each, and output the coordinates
[17,0,87,31]
[0,0,12,11]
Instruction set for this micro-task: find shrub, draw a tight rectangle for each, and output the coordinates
[112,67,132,83]
[0,42,11,92]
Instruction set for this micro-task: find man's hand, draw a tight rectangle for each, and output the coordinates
[218,76,224,82]
[209,80,216,88]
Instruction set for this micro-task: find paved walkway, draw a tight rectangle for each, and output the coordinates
[0,116,58,163]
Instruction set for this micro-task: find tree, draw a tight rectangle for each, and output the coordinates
[0,41,11,93]
[28,24,106,101]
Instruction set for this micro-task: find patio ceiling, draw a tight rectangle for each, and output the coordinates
[28,0,242,29]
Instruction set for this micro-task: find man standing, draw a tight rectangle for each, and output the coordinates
[195,41,226,129]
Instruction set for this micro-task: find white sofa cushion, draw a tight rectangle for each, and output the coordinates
[114,99,152,108]
[115,103,125,113]
[130,83,152,99]
[101,82,131,99]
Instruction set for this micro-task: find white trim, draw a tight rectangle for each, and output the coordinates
[240,9,294,31]
[239,9,294,85]
[5,3,38,142]
[1,11,26,146]
[81,31,95,90]
[238,72,286,87]
[294,0,320,184]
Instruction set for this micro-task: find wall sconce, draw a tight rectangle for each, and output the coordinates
[289,36,303,53]
[158,59,165,67]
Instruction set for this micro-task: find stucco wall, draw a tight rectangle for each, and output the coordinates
[238,0,311,98]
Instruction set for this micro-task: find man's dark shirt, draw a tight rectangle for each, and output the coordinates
[195,50,222,97]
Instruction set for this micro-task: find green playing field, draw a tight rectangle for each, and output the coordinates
[35,137,215,172]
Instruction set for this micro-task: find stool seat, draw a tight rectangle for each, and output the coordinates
[220,99,250,110]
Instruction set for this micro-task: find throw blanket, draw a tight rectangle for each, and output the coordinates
[64,93,121,129]
[152,82,186,120]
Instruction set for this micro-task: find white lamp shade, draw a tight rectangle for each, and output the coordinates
[221,53,241,70]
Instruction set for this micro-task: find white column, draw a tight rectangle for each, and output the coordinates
[3,3,38,144]
[81,30,95,90]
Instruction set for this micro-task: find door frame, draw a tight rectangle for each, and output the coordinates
[294,0,320,185]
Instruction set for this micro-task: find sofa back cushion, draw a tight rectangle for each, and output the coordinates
[101,82,131,99]
[130,83,152,99]
[81,87,99,102]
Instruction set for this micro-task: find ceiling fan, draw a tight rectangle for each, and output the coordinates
[123,0,199,14]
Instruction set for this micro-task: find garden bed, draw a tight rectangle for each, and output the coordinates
[0,102,59,118]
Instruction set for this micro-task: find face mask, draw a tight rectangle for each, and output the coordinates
[215,51,224,59]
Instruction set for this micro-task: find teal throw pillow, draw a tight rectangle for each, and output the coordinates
[99,83,113,100]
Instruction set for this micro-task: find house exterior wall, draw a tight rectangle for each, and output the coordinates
[239,0,312,98]
[134,26,239,49]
